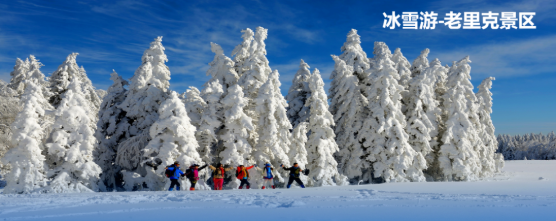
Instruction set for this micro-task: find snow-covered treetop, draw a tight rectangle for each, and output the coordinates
[477,77,495,113]
[129,36,170,91]
[107,70,128,94]
[250,26,268,55]
[391,48,412,88]
[308,69,330,111]
[119,36,171,133]
[8,57,30,94]
[372,41,399,80]
[446,56,473,90]
[207,42,239,89]
[287,59,311,96]
[286,59,312,128]
[27,55,47,86]
[411,48,430,77]
[232,28,254,77]
[339,29,370,78]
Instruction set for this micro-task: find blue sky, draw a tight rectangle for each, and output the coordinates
[0,0,554,135]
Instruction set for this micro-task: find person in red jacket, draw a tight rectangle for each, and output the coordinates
[236,164,256,189]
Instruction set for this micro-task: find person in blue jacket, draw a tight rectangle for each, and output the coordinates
[166,161,185,191]
[261,162,275,189]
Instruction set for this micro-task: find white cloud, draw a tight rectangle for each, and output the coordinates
[432,34,556,78]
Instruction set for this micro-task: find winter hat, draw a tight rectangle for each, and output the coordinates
[174,161,180,165]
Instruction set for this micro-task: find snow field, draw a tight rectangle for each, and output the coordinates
[1,160,555,220]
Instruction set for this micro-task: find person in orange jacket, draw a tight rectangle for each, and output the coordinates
[236,164,256,189]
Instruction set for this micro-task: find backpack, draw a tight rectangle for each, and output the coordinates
[186,168,195,179]
[165,165,175,178]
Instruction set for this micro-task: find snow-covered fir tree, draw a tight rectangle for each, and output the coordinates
[0,81,20,176]
[49,53,101,113]
[286,59,312,128]
[141,92,205,191]
[7,58,30,95]
[477,77,504,173]
[94,70,130,191]
[237,27,272,146]
[289,122,309,184]
[253,70,292,183]
[329,56,367,181]
[45,79,101,193]
[437,56,482,181]
[195,42,240,164]
[411,48,430,77]
[219,85,253,166]
[306,69,348,187]
[359,42,424,183]
[290,122,309,168]
[405,58,443,181]
[391,48,412,90]
[197,80,223,165]
[207,42,240,92]
[338,29,371,85]
[231,28,254,78]
[2,80,50,194]
[116,37,171,175]
[219,85,254,188]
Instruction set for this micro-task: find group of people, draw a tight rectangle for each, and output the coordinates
[165,161,306,191]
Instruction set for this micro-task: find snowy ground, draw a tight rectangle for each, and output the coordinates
[1,160,555,221]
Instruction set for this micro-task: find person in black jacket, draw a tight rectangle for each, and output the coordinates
[185,164,208,191]
[281,163,305,188]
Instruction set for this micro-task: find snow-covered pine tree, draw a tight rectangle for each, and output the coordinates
[411,48,430,77]
[237,27,272,142]
[253,70,292,185]
[391,48,413,115]
[94,70,130,191]
[219,84,253,165]
[289,122,309,184]
[286,59,312,128]
[477,77,504,173]
[2,80,50,194]
[208,42,240,92]
[231,28,255,78]
[404,58,443,182]
[195,42,240,164]
[437,56,482,181]
[141,92,205,191]
[49,53,101,113]
[198,81,223,165]
[391,48,412,90]
[329,55,367,181]
[338,29,371,86]
[7,58,30,95]
[306,68,348,187]
[181,87,205,129]
[290,122,309,169]
[359,42,424,183]
[77,66,102,114]
[116,37,171,176]
[219,85,254,188]
[45,79,101,193]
